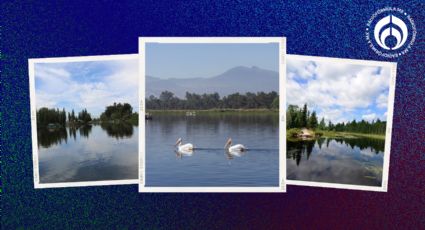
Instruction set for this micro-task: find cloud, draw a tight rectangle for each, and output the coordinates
[287,59,391,122]
[362,113,377,121]
[35,59,138,117]
[376,93,388,109]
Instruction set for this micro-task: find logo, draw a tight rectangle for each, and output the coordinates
[366,7,416,58]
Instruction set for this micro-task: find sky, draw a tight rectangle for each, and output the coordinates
[287,59,391,123]
[35,59,138,117]
[146,43,279,79]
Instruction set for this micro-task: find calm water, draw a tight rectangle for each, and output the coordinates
[37,123,138,183]
[146,113,279,187]
[287,137,385,186]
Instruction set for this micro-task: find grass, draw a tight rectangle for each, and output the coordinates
[286,128,386,140]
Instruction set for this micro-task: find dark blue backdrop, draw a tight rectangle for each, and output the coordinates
[2,1,424,228]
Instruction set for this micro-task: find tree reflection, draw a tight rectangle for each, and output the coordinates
[287,137,385,166]
[37,128,68,148]
[68,127,77,140]
[79,125,92,138]
[287,139,315,166]
[100,122,134,139]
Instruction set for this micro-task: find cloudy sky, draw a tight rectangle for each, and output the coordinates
[287,59,391,123]
[35,58,138,117]
[146,43,279,79]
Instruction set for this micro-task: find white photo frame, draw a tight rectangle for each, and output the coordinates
[139,37,286,192]
[286,55,397,192]
[29,54,139,188]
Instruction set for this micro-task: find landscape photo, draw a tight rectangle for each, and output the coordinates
[30,55,139,187]
[142,40,283,189]
[286,55,395,190]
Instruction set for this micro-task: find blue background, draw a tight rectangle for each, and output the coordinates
[2,1,424,228]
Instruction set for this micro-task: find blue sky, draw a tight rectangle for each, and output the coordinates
[287,59,391,123]
[146,43,279,79]
[35,59,138,117]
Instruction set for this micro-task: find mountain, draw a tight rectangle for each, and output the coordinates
[146,66,279,98]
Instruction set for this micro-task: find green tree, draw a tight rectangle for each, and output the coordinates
[309,111,318,129]
[301,103,308,127]
[318,117,326,130]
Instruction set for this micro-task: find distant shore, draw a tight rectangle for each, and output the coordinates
[287,128,385,141]
[146,109,278,115]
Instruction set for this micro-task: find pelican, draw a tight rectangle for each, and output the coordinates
[175,138,194,152]
[224,138,246,153]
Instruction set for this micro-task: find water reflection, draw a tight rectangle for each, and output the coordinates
[146,113,279,187]
[225,150,246,159]
[38,123,135,149]
[287,137,385,186]
[100,122,134,139]
[175,150,195,158]
[38,128,68,148]
[37,124,138,183]
[79,125,92,138]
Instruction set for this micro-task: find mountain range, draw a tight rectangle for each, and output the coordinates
[146,66,279,98]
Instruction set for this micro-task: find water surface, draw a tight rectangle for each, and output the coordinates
[146,113,279,187]
[38,124,138,183]
[287,137,384,186]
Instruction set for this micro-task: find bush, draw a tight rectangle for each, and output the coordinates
[287,128,301,138]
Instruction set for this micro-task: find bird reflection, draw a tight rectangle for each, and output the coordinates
[225,150,247,165]
[175,149,194,159]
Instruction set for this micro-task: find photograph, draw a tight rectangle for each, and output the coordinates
[286,55,396,191]
[29,54,139,188]
[139,37,286,192]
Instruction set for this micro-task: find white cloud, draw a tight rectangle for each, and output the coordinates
[287,59,391,122]
[35,59,138,117]
[362,113,377,121]
[376,93,388,109]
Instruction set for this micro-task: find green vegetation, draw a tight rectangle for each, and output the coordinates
[287,103,386,140]
[36,102,138,128]
[76,109,92,123]
[37,108,67,128]
[146,91,279,110]
[147,108,278,115]
[287,128,385,140]
[99,102,138,125]
[37,107,93,128]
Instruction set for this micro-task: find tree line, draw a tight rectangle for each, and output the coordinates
[287,104,386,134]
[146,91,279,110]
[100,102,133,121]
[37,107,92,127]
[37,108,67,127]
[37,102,138,128]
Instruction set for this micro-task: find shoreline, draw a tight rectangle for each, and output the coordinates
[147,108,278,112]
[287,128,385,141]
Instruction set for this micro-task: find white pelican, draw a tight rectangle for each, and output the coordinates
[224,138,246,153]
[175,138,194,152]
[175,150,193,158]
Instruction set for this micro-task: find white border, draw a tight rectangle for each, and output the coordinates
[286,54,397,192]
[29,54,139,188]
[139,37,286,193]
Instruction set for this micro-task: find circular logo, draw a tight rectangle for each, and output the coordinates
[366,7,416,58]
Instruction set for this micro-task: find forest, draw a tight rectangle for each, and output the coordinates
[99,102,138,124]
[36,102,138,128]
[287,104,386,134]
[146,91,279,110]
[37,107,92,127]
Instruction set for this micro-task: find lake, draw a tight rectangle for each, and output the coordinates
[287,137,384,186]
[37,123,138,183]
[145,112,279,187]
